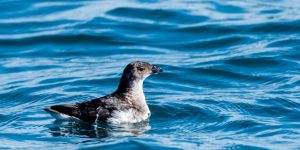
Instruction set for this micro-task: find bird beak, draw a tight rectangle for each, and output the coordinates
[152,65,163,74]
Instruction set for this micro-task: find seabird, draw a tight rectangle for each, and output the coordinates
[44,61,163,124]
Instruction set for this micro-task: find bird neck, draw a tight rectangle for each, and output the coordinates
[115,74,149,114]
[116,74,145,99]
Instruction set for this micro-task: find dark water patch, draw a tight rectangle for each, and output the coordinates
[225,57,281,68]
[0,49,58,58]
[282,52,300,60]
[206,1,246,14]
[220,120,261,132]
[150,103,227,125]
[107,7,209,24]
[39,77,79,84]
[188,67,271,83]
[49,95,95,105]
[0,20,77,34]
[256,129,299,138]
[51,47,167,58]
[155,70,234,89]
[0,34,135,47]
[175,24,240,37]
[68,77,119,86]
[0,65,61,73]
[265,98,300,111]
[260,9,282,14]
[225,100,300,121]
[74,17,118,30]
[247,20,300,34]
[146,80,201,93]
[0,116,20,130]
[109,20,173,33]
[0,2,30,19]
[150,103,204,121]
[170,36,252,51]
[0,88,32,106]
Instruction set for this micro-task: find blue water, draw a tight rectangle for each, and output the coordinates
[1,0,300,149]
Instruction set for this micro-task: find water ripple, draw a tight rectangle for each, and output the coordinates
[1,0,300,149]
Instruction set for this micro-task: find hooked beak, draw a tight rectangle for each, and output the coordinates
[151,65,163,74]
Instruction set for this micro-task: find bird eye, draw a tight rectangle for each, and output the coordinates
[138,67,145,71]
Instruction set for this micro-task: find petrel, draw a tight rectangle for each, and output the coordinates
[44,61,163,124]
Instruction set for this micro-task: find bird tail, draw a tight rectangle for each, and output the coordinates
[44,104,79,120]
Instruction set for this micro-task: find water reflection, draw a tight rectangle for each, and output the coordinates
[48,120,151,138]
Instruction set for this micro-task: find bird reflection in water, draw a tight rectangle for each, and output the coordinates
[48,120,151,138]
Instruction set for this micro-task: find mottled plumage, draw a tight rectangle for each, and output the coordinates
[44,61,162,124]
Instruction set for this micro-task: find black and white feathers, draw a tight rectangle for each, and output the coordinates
[44,61,162,124]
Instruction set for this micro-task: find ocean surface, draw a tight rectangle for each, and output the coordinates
[1,0,300,149]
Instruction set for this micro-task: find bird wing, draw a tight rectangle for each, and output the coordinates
[45,98,108,123]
